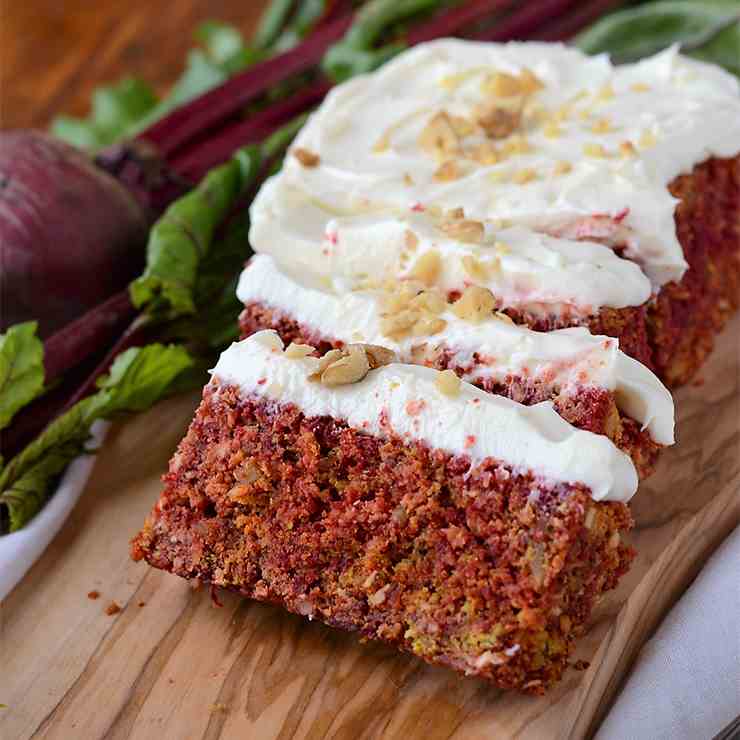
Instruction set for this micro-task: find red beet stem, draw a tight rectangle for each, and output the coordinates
[531,0,624,41]
[140,13,353,160]
[62,315,150,414]
[407,0,518,45]
[42,289,136,385]
[469,0,583,40]
[172,79,331,183]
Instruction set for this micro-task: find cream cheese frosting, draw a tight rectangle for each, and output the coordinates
[213,331,639,502]
[249,40,740,316]
[237,254,674,444]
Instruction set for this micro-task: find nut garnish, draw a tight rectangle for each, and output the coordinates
[596,83,615,101]
[378,280,448,340]
[284,342,315,359]
[583,142,609,158]
[461,255,492,281]
[553,160,572,176]
[590,117,612,134]
[451,285,496,322]
[467,142,499,165]
[631,82,650,92]
[512,168,537,185]
[418,112,460,158]
[410,250,442,285]
[543,122,562,139]
[436,369,461,397]
[638,129,657,148]
[619,141,637,158]
[433,160,462,182]
[404,229,419,250]
[312,344,396,386]
[483,71,523,97]
[440,218,485,244]
[474,103,521,139]
[446,206,465,220]
[293,147,320,167]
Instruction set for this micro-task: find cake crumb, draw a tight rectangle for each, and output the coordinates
[87,590,100,600]
[210,703,228,714]
[104,601,121,616]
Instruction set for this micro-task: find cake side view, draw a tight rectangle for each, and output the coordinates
[133,40,740,693]
[132,331,636,693]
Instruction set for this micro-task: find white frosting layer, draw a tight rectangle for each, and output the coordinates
[212,331,639,502]
[238,255,674,444]
[250,41,740,314]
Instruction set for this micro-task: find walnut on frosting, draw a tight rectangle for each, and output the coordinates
[440,218,484,244]
[311,344,396,386]
[378,279,447,341]
[293,147,320,167]
[451,285,496,323]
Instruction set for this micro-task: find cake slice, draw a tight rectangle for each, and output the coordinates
[132,331,637,693]
[237,253,674,478]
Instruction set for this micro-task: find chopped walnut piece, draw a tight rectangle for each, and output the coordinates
[475,103,521,139]
[284,342,315,359]
[631,82,650,92]
[483,71,523,97]
[596,83,615,101]
[639,129,657,148]
[500,134,530,156]
[403,172,414,186]
[446,206,465,220]
[363,344,397,368]
[412,316,447,336]
[543,122,562,139]
[309,349,343,380]
[293,147,320,167]
[404,229,419,250]
[461,255,491,281]
[410,289,446,315]
[440,219,484,244]
[590,117,612,134]
[319,345,370,386]
[467,142,499,165]
[583,142,608,158]
[448,114,475,137]
[418,112,460,158]
[512,168,537,185]
[433,160,461,182]
[410,250,442,286]
[620,141,637,158]
[380,311,417,340]
[451,285,496,322]
[519,68,544,95]
[553,160,572,176]
[436,369,461,397]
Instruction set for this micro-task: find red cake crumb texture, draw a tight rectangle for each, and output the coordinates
[132,384,634,693]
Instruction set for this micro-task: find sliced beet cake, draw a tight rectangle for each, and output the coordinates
[133,332,637,693]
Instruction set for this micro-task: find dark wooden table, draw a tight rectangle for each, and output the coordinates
[1,0,267,130]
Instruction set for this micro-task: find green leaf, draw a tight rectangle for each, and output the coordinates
[51,78,158,150]
[130,147,260,319]
[688,19,740,77]
[323,0,443,82]
[52,21,260,149]
[253,0,296,50]
[0,343,193,533]
[0,322,45,431]
[574,2,740,73]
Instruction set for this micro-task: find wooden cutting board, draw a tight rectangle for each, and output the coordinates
[2,313,737,740]
[2,3,739,738]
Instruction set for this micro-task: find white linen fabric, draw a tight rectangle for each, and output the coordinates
[0,422,108,600]
[598,524,740,740]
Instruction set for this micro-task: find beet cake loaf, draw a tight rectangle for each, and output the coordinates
[244,41,740,387]
[133,331,638,692]
[133,40,739,692]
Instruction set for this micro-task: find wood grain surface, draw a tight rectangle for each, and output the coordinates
[2,4,739,739]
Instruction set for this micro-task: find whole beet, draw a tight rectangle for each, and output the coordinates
[0,131,149,336]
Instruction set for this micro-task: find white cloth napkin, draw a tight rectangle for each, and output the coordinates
[0,422,108,600]
[598,523,740,740]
